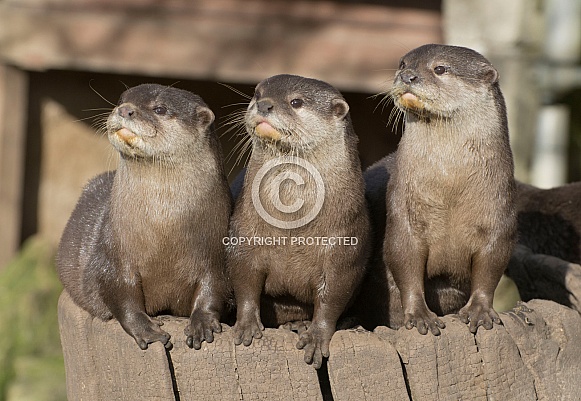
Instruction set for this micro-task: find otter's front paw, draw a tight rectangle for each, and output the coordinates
[233,315,264,347]
[404,307,445,336]
[458,301,501,333]
[125,315,172,350]
[184,310,222,350]
[296,324,333,369]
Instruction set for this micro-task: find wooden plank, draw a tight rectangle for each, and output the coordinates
[223,328,323,401]
[0,65,28,268]
[394,316,489,401]
[0,0,442,92]
[160,318,242,401]
[90,321,176,400]
[502,302,560,401]
[58,290,323,400]
[57,291,176,401]
[528,299,581,400]
[328,327,409,400]
[57,291,100,401]
[164,319,324,401]
[474,319,537,400]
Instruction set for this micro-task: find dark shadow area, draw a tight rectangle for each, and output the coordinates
[347,157,403,330]
[20,75,43,243]
[165,347,181,401]
[335,0,441,11]
[317,358,334,401]
[563,88,581,182]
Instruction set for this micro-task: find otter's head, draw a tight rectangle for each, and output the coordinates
[390,44,500,119]
[107,84,214,162]
[245,74,351,154]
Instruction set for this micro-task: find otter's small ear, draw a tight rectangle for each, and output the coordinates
[197,107,215,128]
[331,98,349,119]
[483,65,499,84]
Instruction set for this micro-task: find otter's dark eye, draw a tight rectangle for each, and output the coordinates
[434,66,447,75]
[399,60,406,69]
[254,91,261,101]
[153,106,167,115]
[290,98,303,109]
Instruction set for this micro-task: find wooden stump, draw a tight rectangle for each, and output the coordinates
[58,291,581,400]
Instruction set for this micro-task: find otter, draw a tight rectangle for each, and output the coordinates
[227,74,370,369]
[355,162,581,331]
[382,44,517,335]
[56,84,232,350]
[515,181,581,264]
[348,154,405,331]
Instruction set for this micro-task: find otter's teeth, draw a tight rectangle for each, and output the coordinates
[399,92,423,110]
[115,128,137,144]
[255,122,282,141]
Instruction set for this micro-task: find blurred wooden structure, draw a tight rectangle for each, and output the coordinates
[0,0,442,267]
[0,0,441,93]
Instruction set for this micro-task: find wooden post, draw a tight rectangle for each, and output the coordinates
[0,65,28,268]
[59,290,581,400]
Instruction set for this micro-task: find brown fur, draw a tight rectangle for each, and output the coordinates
[356,167,581,330]
[382,44,517,335]
[504,182,581,308]
[515,181,581,263]
[56,84,232,350]
[348,155,405,330]
[227,74,370,368]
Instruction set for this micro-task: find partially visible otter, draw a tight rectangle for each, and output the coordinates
[227,74,370,368]
[57,84,232,350]
[515,181,581,263]
[349,154,405,330]
[382,44,517,335]
[505,181,581,308]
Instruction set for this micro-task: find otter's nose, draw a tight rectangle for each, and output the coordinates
[399,71,419,84]
[117,105,135,119]
[257,99,274,115]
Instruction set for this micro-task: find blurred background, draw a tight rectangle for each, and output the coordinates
[0,0,580,399]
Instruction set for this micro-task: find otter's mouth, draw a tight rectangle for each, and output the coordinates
[113,127,138,146]
[397,92,424,111]
[254,121,282,141]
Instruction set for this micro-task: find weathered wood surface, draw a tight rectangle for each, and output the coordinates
[58,290,322,401]
[58,291,581,401]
